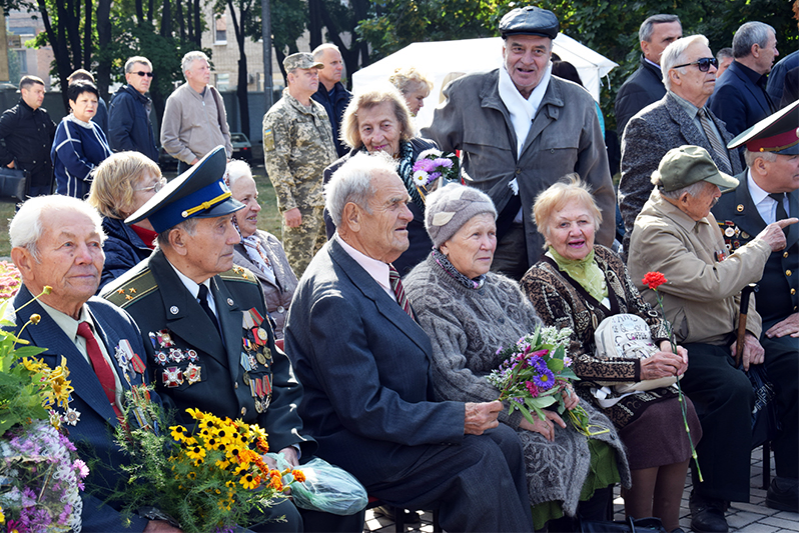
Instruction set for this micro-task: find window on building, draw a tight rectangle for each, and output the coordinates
[216,73,230,91]
[17,50,28,73]
[215,16,227,44]
[9,26,35,35]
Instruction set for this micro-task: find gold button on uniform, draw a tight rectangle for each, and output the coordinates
[792,289,796,295]
[786,270,792,276]
[784,252,789,258]
[241,407,247,416]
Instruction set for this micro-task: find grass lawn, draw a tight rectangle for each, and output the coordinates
[0,163,283,258]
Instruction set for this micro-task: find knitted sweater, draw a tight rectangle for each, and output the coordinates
[51,114,112,198]
[405,253,630,515]
[521,245,676,428]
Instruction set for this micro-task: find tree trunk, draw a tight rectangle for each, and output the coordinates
[96,0,112,103]
[227,0,250,140]
[307,0,322,50]
[193,0,202,47]
[177,0,186,42]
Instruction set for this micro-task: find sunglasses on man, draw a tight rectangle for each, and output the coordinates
[672,57,718,72]
[133,71,154,78]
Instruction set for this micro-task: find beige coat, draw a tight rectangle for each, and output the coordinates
[627,189,770,345]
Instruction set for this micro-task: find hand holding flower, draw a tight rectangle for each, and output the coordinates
[561,385,580,411]
[519,411,566,442]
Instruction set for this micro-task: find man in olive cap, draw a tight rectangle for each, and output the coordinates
[263,52,338,277]
[102,147,362,532]
[423,5,615,280]
[711,102,799,514]
[628,145,797,532]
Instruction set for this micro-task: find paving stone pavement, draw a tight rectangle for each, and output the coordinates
[362,445,799,532]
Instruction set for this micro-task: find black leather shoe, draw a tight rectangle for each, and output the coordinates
[766,477,799,512]
[689,492,728,532]
[372,505,422,524]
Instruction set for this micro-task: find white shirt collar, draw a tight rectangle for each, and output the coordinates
[335,233,395,301]
[747,169,779,224]
[167,259,214,304]
[644,57,661,71]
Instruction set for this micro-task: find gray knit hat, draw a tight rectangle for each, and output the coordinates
[425,183,497,248]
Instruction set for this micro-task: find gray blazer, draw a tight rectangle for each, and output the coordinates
[618,93,743,252]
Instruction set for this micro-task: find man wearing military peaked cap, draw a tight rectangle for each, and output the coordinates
[423,3,615,280]
[712,101,799,514]
[102,146,364,531]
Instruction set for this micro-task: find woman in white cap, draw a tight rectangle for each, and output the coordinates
[404,182,630,531]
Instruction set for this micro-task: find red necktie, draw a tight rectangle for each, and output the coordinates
[77,321,123,419]
[389,265,414,320]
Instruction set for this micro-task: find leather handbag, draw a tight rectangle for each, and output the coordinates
[579,516,667,533]
[0,166,29,203]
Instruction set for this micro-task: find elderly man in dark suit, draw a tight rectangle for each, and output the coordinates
[6,195,176,532]
[618,34,743,254]
[708,21,779,139]
[284,151,533,532]
[102,146,362,532]
[712,103,799,514]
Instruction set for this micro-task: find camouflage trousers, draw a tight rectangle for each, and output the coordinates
[281,205,327,278]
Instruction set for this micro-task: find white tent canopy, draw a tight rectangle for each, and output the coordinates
[352,35,618,129]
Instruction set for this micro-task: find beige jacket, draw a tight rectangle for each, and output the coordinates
[628,189,771,346]
[160,83,232,164]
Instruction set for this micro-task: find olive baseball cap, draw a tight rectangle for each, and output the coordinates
[654,145,740,193]
[283,52,323,71]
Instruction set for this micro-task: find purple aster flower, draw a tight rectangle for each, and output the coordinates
[534,358,549,374]
[533,368,556,390]
[74,459,89,479]
[563,356,573,367]
[432,158,453,168]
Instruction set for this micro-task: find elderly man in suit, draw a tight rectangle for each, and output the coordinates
[709,21,779,138]
[618,34,743,254]
[284,151,533,533]
[6,195,176,532]
[711,103,799,514]
[102,147,362,532]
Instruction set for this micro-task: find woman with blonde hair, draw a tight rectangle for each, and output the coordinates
[389,66,434,117]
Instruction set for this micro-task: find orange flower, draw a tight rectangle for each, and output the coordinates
[292,469,306,483]
[642,271,667,290]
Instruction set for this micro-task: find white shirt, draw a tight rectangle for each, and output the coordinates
[168,260,217,317]
[335,233,396,302]
[747,169,787,225]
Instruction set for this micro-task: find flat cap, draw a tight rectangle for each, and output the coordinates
[654,145,739,193]
[499,6,559,39]
[126,146,244,233]
[283,52,323,72]
[727,100,798,156]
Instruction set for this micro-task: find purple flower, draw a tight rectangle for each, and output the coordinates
[534,358,548,374]
[429,172,441,180]
[533,368,556,390]
[563,356,573,367]
[74,459,89,479]
[432,158,453,169]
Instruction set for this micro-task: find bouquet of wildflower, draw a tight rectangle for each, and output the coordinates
[113,390,305,533]
[641,271,702,481]
[0,287,89,532]
[411,148,459,201]
[487,325,606,436]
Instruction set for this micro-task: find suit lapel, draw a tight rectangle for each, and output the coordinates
[149,252,227,365]
[329,240,431,354]
[523,81,561,156]
[733,64,772,116]
[787,189,799,250]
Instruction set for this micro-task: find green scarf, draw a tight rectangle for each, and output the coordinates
[546,246,608,303]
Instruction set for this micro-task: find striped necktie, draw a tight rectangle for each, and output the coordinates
[389,265,414,320]
[698,108,733,174]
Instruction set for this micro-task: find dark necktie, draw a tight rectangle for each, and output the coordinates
[389,265,414,320]
[769,192,789,236]
[198,284,221,332]
[77,321,122,418]
[698,108,733,174]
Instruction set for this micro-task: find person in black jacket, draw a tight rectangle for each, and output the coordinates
[615,14,682,137]
[0,75,57,198]
[108,56,159,162]
[311,44,352,158]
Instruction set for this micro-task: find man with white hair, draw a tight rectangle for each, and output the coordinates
[5,195,175,532]
[161,51,232,172]
[285,151,533,533]
[709,21,779,138]
[618,34,744,254]
[311,43,352,157]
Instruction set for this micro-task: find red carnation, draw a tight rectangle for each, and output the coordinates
[642,271,667,290]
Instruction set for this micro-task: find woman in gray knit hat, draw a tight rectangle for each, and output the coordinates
[404,183,630,531]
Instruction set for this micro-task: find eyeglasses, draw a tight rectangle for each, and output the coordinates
[134,177,167,193]
[672,57,718,72]
[134,71,154,78]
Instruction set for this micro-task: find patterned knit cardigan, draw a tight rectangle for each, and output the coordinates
[405,253,631,516]
[521,245,676,429]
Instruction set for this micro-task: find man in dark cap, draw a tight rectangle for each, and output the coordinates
[101,146,363,532]
[711,102,799,515]
[628,145,797,532]
[423,5,615,280]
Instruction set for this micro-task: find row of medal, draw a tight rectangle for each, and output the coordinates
[719,220,750,251]
[242,308,273,413]
[148,329,202,388]
[114,338,156,430]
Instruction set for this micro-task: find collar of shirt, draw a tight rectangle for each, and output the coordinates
[747,169,779,224]
[38,299,91,342]
[498,62,552,158]
[167,259,216,314]
[669,91,701,118]
[644,57,661,71]
[335,233,396,302]
[734,60,768,87]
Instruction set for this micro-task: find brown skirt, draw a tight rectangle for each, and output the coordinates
[618,395,703,470]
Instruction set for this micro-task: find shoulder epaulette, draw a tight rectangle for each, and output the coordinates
[102,269,158,308]
[220,265,259,284]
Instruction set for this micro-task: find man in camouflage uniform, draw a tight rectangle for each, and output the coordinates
[263,52,337,277]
